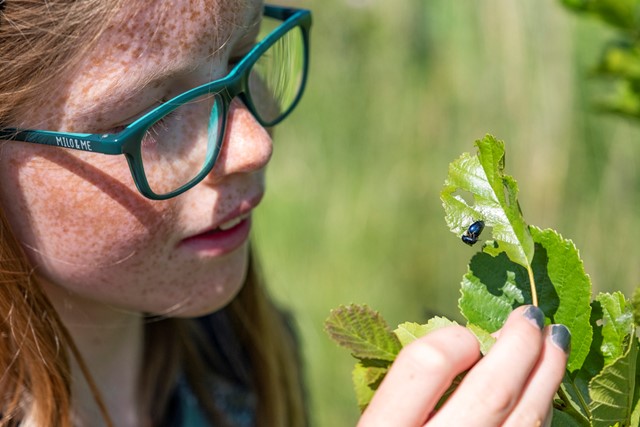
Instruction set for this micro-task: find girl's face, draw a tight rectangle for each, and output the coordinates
[0,0,269,317]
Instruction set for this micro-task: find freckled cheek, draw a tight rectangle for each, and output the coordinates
[1,148,171,276]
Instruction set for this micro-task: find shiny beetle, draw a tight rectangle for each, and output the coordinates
[461,220,485,246]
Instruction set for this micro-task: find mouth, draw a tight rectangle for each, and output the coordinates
[180,215,252,256]
[179,194,262,256]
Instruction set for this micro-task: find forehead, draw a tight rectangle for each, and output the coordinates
[51,0,263,128]
[102,0,262,68]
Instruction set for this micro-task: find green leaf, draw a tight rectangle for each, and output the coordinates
[325,304,402,362]
[530,227,593,373]
[441,134,534,269]
[558,372,593,426]
[394,317,457,347]
[352,363,383,412]
[394,319,495,356]
[459,254,524,332]
[565,300,607,421]
[459,227,592,372]
[466,324,496,355]
[551,407,590,427]
[589,336,639,427]
[597,292,635,365]
[631,340,640,426]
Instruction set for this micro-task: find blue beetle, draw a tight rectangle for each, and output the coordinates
[461,220,485,246]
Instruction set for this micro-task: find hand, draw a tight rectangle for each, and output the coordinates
[358,305,570,427]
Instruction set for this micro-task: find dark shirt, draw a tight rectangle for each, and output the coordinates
[165,373,256,427]
[163,310,257,427]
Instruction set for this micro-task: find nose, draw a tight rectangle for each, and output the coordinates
[209,98,273,180]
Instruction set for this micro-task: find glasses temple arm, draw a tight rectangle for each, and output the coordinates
[0,128,123,155]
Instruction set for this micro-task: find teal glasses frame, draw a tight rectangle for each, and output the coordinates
[0,5,311,200]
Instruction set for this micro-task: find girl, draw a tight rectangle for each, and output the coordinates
[0,0,569,426]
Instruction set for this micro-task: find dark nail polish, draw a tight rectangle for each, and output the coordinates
[550,324,571,354]
[523,305,544,330]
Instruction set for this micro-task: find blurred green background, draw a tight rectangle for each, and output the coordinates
[252,1,640,425]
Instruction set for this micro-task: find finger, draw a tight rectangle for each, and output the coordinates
[428,305,546,427]
[501,324,570,427]
[358,325,480,427]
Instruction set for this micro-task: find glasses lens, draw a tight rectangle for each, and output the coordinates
[248,25,305,125]
[140,92,224,196]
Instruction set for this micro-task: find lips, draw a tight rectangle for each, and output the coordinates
[178,193,263,256]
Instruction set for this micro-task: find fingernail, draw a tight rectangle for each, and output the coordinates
[522,305,544,330]
[550,324,571,355]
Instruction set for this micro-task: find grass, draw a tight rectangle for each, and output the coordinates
[252,1,640,425]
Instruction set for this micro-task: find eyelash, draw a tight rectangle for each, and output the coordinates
[141,110,180,148]
[105,110,178,151]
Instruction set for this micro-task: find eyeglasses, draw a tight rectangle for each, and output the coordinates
[0,5,311,200]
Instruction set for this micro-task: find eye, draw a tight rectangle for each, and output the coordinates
[141,109,181,148]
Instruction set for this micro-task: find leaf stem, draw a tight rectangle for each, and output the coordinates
[527,265,538,307]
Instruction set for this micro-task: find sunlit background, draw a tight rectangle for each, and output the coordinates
[252,1,640,425]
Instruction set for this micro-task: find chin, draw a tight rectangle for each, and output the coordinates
[167,250,249,318]
[171,282,245,318]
